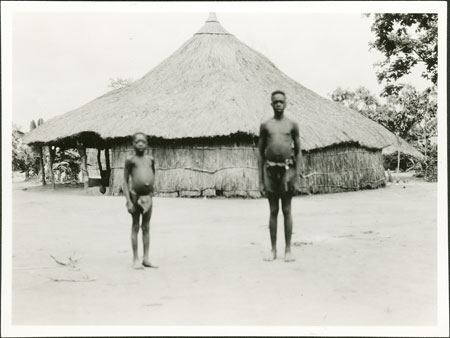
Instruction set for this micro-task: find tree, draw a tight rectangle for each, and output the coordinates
[108,77,134,91]
[330,86,381,121]
[382,85,437,141]
[12,124,39,177]
[330,85,436,141]
[330,85,437,180]
[368,14,438,95]
[403,86,437,180]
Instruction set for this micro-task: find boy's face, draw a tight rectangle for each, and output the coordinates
[271,93,286,114]
[133,134,148,152]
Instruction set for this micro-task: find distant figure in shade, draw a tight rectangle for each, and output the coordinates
[123,132,158,269]
[257,90,304,262]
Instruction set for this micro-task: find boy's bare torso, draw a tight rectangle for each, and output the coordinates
[126,155,155,195]
[262,117,296,162]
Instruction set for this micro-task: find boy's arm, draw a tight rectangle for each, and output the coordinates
[292,122,304,177]
[150,156,155,175]
[257,123,267,193]
[123,157,133,204]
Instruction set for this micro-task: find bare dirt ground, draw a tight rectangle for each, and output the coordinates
[12,176,436,326]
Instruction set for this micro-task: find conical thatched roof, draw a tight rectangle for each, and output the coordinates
[24,13,411,152]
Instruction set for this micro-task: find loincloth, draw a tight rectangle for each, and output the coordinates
[263,158,297,196]
[130,190,153,214]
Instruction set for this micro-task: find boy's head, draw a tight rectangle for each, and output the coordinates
[271,90,286,114]
[132,132,148,153]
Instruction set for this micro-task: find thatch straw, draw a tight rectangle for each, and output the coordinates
[24,13,410,155]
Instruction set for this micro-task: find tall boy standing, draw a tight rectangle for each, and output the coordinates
[257,91,303,262]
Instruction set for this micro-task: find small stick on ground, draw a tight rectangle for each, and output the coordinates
[50,254,81,268]
[50,255,70,266]
[49,275,96,283]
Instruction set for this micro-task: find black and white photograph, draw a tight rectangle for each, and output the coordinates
[1,1,448,336]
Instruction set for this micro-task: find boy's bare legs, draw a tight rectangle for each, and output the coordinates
[131,212,143,269]
[264,193,279,261]
[142,203,157,268]
[281,194,295,262]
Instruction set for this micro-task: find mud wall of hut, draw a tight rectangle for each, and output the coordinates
[107,141,386,197]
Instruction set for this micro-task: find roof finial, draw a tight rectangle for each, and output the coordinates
[206,12,219,22]
[195,12,230,35]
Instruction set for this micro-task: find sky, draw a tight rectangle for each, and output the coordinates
[11,10,432,131]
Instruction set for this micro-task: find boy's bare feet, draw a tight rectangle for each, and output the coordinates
[284,249,295,262]
[264,249,277,261]
[142,259,158,268]
[133,259,144,270]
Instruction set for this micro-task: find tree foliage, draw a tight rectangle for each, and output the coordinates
[12,124,39,175]
[330,85,436,141]
[52,148,81,182]
[330,85,437,180]
[384,85,437,142]
[330,86,381,121]
[368,14,438,95]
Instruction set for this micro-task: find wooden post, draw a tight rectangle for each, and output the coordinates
[105,147,111,172]
[97,148,103,173]
[77,141,89,190]
[423,130,428,178]
[48,145,56,189]
[97,148,108,194]
[395,135,401,183]
[105,147,111,191]
[39,146,46,185]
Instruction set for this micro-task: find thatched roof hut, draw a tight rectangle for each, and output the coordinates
[24,13,420,197]
[382,139,424,159]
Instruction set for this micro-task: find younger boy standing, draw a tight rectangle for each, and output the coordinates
[123,132,158,269]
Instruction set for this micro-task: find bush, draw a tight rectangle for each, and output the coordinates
[53,148,81,182]
[417,144,437,182]
[382,153,417,172]
[12,124,39,177]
